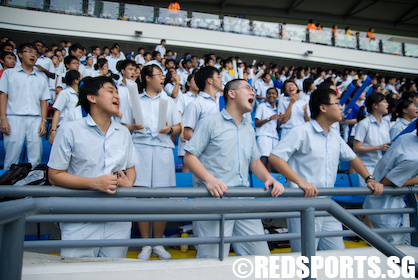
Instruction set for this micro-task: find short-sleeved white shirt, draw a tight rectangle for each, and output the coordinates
[48,114,137,177]
[354,114,390,166]
[135,54,145,65]
[271,120,356,189]
[221,70,233,85]
[185,109,260,188]
[121,91,181,149]
[390,118,409,140]
[0,66,49,116]
[53,87,79,126]
[183,91,219,130]
[164,82,182,101]
[277,96,308,130]
[256,81,273,101]
[177,91,197,115]
[364,133,418,224]
[254,102,279,138]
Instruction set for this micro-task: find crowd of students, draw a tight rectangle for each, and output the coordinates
[0,35,417,260]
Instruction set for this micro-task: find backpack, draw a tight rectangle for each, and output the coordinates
[0,163,32,185]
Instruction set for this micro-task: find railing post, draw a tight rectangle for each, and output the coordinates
[219,214,225,261]
[406,193,418,246]
[0,217,26,280]
[301,207,316,280]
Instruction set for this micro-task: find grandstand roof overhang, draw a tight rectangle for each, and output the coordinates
[131,0,418,37]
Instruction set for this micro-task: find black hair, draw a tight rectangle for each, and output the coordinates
[185,71,196,92]
[69,43,83,54]
[17,42,37,54]
[152,51,160,59]
[309,88,337,120]
[79,76,116,114]
[281,80,298,96]
[164,69,175,86]
[64,55,78,68]
[116,59,136,72]
[62,70,81,86]
[396,100,413,119]
[0,51,16,61]
[194,66,218,91]
[0,42,13,52]
[94,58,107,70]
[137,47,144,53]
[365,92,386,113]
[303,78,314,93]
[401,91,418,102]
[223,79,245,106]
[266,87,278,95]
[139,64,162,93]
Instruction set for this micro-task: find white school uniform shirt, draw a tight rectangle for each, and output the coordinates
[135,54,145,65]
[52,87,79,127]
[184,109,260,189]
[48,114,137,177]
[295,79,303,90]
[364,133,418,225]
[256,81,272,101]
[65,105,84,123]
[277,96,308,130]
[354,114,390,167]
[116,80,131,123]
[271,120,356,190]
[176,91,198,156]
[183,91,219,130]
[0,66,50,116]
[35,55,54,84]
[82,65,95,77]
[106,54,124,74]
[155,45,166,57]
[55,72,68,91]
[221,69,233,85]
[121,90,181,149]
[254,102,279,139]
[390,118,410,140]
[164,82,182,101]
[385,84,398,94]
[178,69,190,87]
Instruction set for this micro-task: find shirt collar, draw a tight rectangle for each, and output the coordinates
[310,119,325,134]
[368,114,378,123]
[199,91,216,101]
[17,65,36,75]
[85,114,119,137]
[68,87,77,94]
[186,91,197,98]
[399,118,410,125]
[220,108,249,125]
[142,90,161,99]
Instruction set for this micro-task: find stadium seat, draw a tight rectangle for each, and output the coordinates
[175,172,193,188]
[332,173,366,205]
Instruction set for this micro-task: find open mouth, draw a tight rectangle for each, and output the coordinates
[113,101,120,107]
[248,98,254,104]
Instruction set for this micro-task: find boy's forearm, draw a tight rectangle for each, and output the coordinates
[0,92,8,120]
[184,152,214,183]
[268,154,304,185]
[250,159,274,182]
[48,168,94,189]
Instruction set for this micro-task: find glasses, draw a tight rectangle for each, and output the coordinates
[234,85,254,91]
[23,50,39,57]
[324,102,341,106]
[150,73,164,77]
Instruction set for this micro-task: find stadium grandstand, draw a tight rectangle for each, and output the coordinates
[1,1,418,279]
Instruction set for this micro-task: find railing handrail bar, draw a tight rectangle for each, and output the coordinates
[0,185,416,198]
[25,207,414,222]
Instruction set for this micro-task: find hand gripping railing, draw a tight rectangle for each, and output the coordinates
[1,186,418,280]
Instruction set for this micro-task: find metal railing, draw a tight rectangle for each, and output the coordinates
[1,186,418,280]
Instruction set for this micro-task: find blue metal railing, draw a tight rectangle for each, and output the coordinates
[1,186,418,280]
